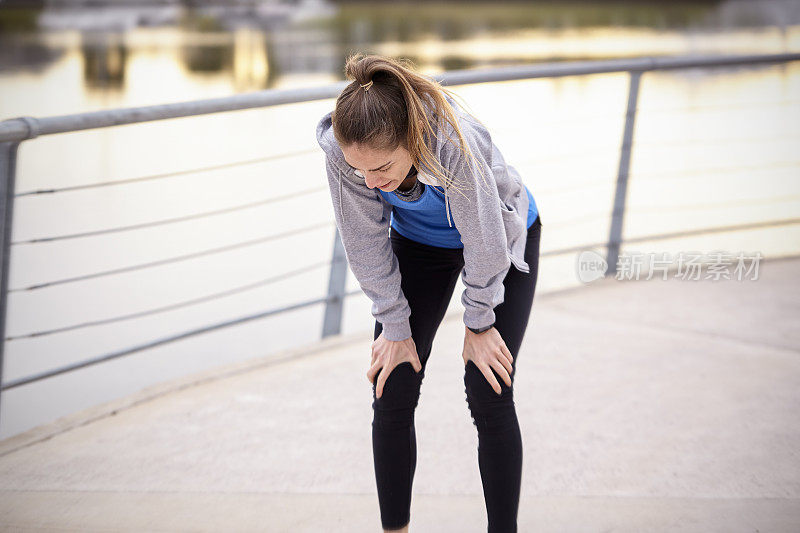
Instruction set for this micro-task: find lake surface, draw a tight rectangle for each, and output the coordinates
[0,0,799,439]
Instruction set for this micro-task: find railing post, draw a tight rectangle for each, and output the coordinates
[606,69,642,276]
[322,228,347,338]
[0,141,20,429]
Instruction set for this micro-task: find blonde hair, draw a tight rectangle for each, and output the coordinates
[331,52,495,202]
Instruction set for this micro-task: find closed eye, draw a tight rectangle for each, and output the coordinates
[348,164,391,173]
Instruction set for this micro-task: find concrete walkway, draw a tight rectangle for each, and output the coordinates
[1,257,799,532]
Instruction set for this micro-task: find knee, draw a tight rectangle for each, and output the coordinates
[372,362,423,430]
[463,360,516,432]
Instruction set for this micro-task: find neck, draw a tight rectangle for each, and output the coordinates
[396,165,418,192]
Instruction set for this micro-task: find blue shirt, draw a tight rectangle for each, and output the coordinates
[380,182,538,249]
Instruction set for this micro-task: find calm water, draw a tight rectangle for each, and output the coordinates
[1,0,799,439]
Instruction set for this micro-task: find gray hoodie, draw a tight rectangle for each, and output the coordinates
[315,93,532,341]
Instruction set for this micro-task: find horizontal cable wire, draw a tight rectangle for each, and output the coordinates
[633,159,800,180]
[515,134,798,168]
[634,133,800,149]
[637,97,800,116]
[12,185,328,245]
[1,287,364,391]
[514,136,798,170]
[545,194,800,230]
[494,98,800,134]
[541,216,800,258]
[10,220,335,292]
[515,145,620,166]
[627,193,800,214]
[530,160,800,195]
[14,147,320,197]
[6,256,348,341]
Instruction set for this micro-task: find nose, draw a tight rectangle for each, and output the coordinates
[354,170,374,186]
[364,173,386,189]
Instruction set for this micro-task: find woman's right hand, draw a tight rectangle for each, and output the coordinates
[367,332,422,398]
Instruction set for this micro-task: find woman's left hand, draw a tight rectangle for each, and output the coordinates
[462,326,514,395]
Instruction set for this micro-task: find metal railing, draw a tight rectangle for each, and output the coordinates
[1,52,799,426]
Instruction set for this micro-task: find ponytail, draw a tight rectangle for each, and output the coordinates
[331,52,494,200]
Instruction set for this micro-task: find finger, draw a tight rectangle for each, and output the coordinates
[496,348,513,376]
[411,353,422,373]
[499,343,514,365]
[376,364,393,399]
[367,359,382,384]
[479,363,502,395]
[490,357,512,388]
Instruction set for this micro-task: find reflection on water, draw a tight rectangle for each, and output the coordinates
[82,34,127,88]
[1,0,800,118]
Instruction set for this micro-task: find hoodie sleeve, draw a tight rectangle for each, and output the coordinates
[324,156,413,341]
[444,126,512,331]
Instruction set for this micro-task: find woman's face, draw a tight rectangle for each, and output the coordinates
[341,142,414,192]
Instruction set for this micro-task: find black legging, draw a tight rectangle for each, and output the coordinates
[371,214,541,532]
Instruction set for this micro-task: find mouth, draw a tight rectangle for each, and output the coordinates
[378,181,392,189]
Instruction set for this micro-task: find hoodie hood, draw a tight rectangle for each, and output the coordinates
[315,112,350,225]
[315,97,457,228]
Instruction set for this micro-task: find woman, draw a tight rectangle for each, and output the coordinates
[315,53,541,533]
